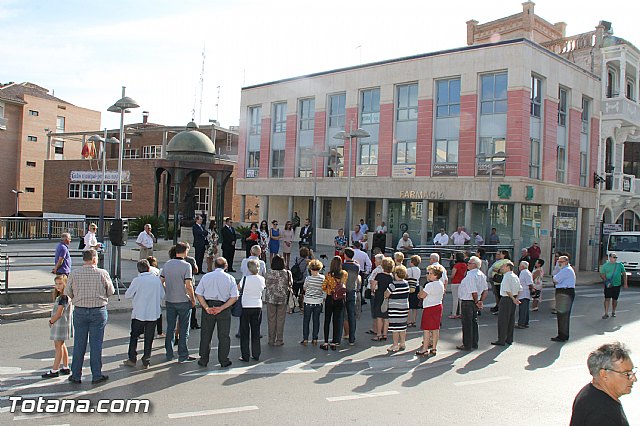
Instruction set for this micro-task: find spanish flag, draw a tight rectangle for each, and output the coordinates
[81,141,96,159]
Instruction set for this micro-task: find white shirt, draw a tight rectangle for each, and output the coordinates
[360,223,369,234]
[83,231,99,251]
[500,271,522,296]
[195,268,238,301]
[423,279,444,308]
[125,272,165,321]
[240,256,267,277]
[149,266,160,276]
[450,231,470,245]
[136,231,154,249]
[458,268,486,300]
[474,234,484,245]
[352,249,372,273]
[397,238,414,250]
[367,265,382,289]
[518,269,533,299]
[240,275,265,308]
[375,225,387,233]
[433,233,449,245]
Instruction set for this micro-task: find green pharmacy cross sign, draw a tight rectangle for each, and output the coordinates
[498,184,512,199]
[525,185,534,201]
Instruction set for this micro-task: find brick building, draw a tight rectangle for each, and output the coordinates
[236,2,608,270]
[42,117,259,228]
[0,82,101,216]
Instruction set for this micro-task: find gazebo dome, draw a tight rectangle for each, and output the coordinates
[166,121,215,161]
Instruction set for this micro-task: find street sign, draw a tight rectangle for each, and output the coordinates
[602,223,623,235]
[556,217,577,231]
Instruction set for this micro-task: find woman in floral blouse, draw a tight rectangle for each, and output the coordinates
[264,255,292,346]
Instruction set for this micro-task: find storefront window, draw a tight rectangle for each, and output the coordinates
[471,203,513,249]
[521,204,541,248]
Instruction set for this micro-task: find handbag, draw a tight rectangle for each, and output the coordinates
[287,287,297,311]
[381,297,389,313]
[231,277,246,317]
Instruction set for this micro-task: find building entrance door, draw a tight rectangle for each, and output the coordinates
[388,201,423,248]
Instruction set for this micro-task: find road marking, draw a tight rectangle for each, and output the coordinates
[0,376,43,383]
[327,390,399,402]
[0,376,69,391]
[0,367,23,375]
[168,405,258,419]
[0,391,87,401]
[13,414,64,421]
[616,309,630,313]
[39,355,88,362]
[181,360,316,376]
[454,376,511,387]
[570,315,585,318]
[447,324,489,330]
[0,407,11,413]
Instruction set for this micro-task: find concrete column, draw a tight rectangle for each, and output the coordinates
[260,195,269,222]
[464,200,472,231]
[619,53,626,98]
[287,196,294,223]
[542,204,558,275]
[315,197,322,229]
[575,208,583,270]
[161,131,168,159]
[239,195,246,223]
[382,198,389,226]
[448,201,458,231]
[512,202,522,256]
[208,175,215,219]
[421,199,429,245]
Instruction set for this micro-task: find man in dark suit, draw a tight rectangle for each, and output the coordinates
[192,216,208,274]
[221,217,237,272]
[299,218,313,249]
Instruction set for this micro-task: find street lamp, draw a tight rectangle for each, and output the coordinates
[10,189,23,217]
[477,152,508,245]
[88,133,120,243]
[108,87,140,281]
[307,149,332,251]
[333,120,370,246]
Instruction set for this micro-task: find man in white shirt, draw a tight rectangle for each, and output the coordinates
[123,259,165,368]
[450,226,470,245]
[428,253,448,287]
[83,223,101,251]
[136,224,154,260]
[375,222,387,234]
[457,256,486,351]
[396,233,414,252]
[433,229,449,245]
[492,261,521,346]
[515,261,534,329]
[473,232,484,246]
[240,245,267,277]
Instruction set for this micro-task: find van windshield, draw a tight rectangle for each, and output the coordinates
[608,235,640,252]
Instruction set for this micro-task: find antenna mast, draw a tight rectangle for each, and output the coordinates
[198,45,206,124]
[215,85,221,121]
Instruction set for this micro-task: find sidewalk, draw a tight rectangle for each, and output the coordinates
[0,270,604,321]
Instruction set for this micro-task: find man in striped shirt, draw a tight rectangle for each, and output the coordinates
[65,249,114,384]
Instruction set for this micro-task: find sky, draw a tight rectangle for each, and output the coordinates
[1,0,637,131]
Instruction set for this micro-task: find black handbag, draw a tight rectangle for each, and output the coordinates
[231,277,246,317]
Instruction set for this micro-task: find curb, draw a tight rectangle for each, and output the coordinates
[0,307,132,321]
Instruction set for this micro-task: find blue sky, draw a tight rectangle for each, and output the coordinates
[1,0,637,130]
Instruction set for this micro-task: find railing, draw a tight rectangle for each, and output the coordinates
[603,173,637,193]
[0,217,114,241]
[384,244,515,268]
[541,31,596,55]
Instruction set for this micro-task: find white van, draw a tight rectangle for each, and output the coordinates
[606,231,640,282]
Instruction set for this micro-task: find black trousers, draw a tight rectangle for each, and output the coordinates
[156,314,163,334]
[240,307,262,360]
[496,296,516,344]
[222,245,235,270]
[555,288,575,340]
[199,300,232,366]
[190,306,199,328]
[460,300,478,349]
[323,297,344,344]
[128,319,156,365]
[492,284,502,309]
[194,244,205,273]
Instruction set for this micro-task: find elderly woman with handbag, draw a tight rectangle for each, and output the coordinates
[264,255,291,346]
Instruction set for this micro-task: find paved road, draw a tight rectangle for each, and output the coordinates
[1,285,639,425]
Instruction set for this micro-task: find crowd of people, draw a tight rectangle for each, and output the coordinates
[42,219,637,423]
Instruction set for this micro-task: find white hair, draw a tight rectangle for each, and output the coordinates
[430,253,440,262]
[468,256,482,268]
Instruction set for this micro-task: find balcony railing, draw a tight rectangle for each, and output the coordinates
[602,97,640,127]
[541,31,596,55]
[604,173,637,193]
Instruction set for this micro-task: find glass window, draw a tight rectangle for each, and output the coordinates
[68,183,81,199]
[359,142,378,165]
[361,89,380,125]
[436,79,461,117]
[327,146,344,177]
[479,137,506,156]
[298,150,313,177]
[557,146,566,183]
[123,149,138,159]
[396,84,418,121]
[558,88,567,126]
[435,139,458,163]
[273,102,287,133]
[56,116,65,132]
[142,145,162,159]
[626,80,635,101]
[480,72,508,115]
[580,152,588,187]
[249,106,261,135]
[29,110,39,116]
[329,93,346,128]
[0,101,4,118]
[299,98,315,131]
[529,138,540,179]
[195,187,209,211]
[26,161,36,167]
[271,149,285,178]
[581,97,590,133]
[530,76,542,117]
[27,135,37,142]
[247,150,260,169]
[395,140,416,164]
[521,204,542,248]
[121,184,132,201]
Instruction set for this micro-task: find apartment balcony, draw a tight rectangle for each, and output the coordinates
[603,172,640,195]
[602,97,640,128]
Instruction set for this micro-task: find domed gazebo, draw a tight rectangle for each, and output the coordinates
[153,122,235,244]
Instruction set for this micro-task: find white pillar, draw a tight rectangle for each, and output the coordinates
[287,196,294,222]
[619,53,626,98]
[448,201,458,231]
[512,202,522,256]
[315,197,322,230]
[382,198,389,226]
[421,199,429,245]
[575,208,583,270]
[260,195,269,222]
[464,200,472,232]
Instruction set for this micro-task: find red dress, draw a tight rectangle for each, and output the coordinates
[451,262,467,284]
